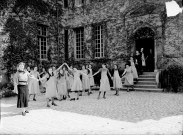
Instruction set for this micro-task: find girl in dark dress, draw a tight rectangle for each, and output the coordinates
[14,62,37,116]
[135,50,142,75]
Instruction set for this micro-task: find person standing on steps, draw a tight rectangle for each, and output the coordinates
[146,49,154,72]
[141,48,147,72]
[93,64,112,99]
[135,50,142,75]
[129,56,138,83]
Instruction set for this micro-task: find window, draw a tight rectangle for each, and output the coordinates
[94,24,105,58]
[75,27,84,59]
[64,0,68,8]
[75,0,84,7]
[37,25,47,60]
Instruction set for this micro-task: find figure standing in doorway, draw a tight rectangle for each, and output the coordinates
[141,48,147,72]
[147,49,154,72]
[135,50,142,75]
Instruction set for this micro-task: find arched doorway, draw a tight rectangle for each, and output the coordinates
[134,27,155,72]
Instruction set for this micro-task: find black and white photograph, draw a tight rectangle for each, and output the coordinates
[0,0,183,134]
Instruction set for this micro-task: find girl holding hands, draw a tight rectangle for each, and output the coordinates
[93,64,112,99]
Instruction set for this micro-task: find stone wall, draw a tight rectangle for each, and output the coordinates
[62,0,183,69]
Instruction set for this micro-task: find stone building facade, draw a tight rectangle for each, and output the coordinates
[52,0,183,71]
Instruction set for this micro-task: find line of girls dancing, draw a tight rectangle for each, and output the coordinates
[14,57,139,116]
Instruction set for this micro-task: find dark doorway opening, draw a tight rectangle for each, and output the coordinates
[134,27,155,72]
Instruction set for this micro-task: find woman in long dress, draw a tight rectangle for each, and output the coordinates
[56,69,67,100]
[81,65,90,95]
[28,66,40,101]
[39,64,64,107]
[135,50,142,75]
[14,62,36,116]
[122,63,134,92]
[129,57,138,82]
[39,67,47,93]
[64,63,83,101]
[141,48,146,72]
[113,64,122,96]
[63,66,72,98]
[93,64,112,99]
[88,64,95,92]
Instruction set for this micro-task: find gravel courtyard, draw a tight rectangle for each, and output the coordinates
[1,91,183,134]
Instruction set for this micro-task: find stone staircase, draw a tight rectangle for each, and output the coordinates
[122,72,163,92]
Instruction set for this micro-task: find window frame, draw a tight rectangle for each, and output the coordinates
[93,23,105,58]
[74,27,85,60]
[37,24,48,61]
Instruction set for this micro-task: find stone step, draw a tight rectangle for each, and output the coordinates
[121,87,163,92]
[137,81,157,85]
[143,72,156,75]
[138,78,156,81]
[133,84,157,89]
[139,75,155,78]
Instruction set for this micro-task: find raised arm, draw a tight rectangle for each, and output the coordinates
[64,63,73,72]
[55,63,65,72]
[39,74,48,81]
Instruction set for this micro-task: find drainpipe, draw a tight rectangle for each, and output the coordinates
[56,0,59,65]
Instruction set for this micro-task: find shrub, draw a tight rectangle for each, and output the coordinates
[159,64,183,93]
[167,64,183,92]
[1,87,17,98]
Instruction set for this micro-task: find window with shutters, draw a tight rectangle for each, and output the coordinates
[37,25,47,60]
[74,27,84,59]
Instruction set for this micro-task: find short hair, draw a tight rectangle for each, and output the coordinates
[18,62,25,67]
[125,62,131,67]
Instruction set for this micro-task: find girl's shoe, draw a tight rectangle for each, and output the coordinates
[47,104,50,107]
[33,98,36,101]
[103,96,106,99]
[116,94,119,96]
[76,98,79,100]
[25,110,29,113]
[22,112,26,116]
[97,96,100,100]
[52,103,57,106]
[70,98,75,101]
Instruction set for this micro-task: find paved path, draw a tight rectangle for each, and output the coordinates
[1,91,183,134]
